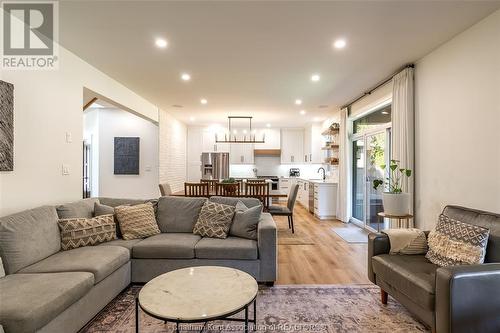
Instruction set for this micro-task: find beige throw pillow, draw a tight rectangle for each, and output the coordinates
[58,214,116,250]
[193,201,235,239]
[115,203,160,240]
[426,214,490,266]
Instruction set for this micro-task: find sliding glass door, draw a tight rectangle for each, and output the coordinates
[350,104,391,231]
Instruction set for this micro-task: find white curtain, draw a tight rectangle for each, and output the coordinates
[391,67,415,213]
[336,108,351,222]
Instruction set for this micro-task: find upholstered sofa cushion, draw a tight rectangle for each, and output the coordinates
[156,196,207,232]
[210,196,262,208]
[195,237,258,260]
[0,272,94,333]
[372,254,437,310]
[18,246,129,283]
[115,203,160,240]
[58,215,116,250]
[0,206,61,274]
[230,201,261,240]
[132,233,201,259]
[56,198,99,219]
[193,201,236,239]
[97,238,143,253]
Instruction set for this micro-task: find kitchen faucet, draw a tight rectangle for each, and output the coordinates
[318,167,326,181]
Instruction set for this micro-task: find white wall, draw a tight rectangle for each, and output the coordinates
[0,37,168,215]
[83,109,100,195]
[159,110,187,193]
[414,9,500,229]
[84,108,159,199]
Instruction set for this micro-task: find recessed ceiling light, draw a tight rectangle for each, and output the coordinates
[155,38,168,49]
[200,98,208,105]
[333,39,347,49]
[295,99,302,105]
[189,116,196,121]
[181,73,191,81]
[311,74,320,82]
[313,117,321,122]
[381,111,389,115]
[300,110,306,115]
[266,123,271,128]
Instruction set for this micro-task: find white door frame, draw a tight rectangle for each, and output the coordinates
[350,123,391,231]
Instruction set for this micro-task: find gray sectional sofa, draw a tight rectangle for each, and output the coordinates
[0,196,277,333]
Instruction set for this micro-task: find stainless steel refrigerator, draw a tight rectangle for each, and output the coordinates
[201,153,229,180]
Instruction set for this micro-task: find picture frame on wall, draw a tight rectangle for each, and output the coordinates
[0,80,14,171]
[114,137,140,175]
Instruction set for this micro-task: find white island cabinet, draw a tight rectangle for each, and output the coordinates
[313,182,337,220]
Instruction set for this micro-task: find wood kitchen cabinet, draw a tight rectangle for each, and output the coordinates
[303,124,323,164]
[202,129,229,153]
[280,129,304,164]
[230,143,254,164]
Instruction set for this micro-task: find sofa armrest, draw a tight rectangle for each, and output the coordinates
[367,233,390,283]
[436,263,500,333]
[257,212,277,282]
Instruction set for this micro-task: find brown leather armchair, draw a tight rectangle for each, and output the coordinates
[368,205,500,333]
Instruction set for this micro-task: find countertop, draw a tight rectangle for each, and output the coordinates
[279,177,338,185]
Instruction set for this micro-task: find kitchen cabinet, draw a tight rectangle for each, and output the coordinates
[280,129,304,164]
[230,143,254,164]
[254,128,280,149]
[303,124,323,164]
[313,182,337,219]
[296,179,309,210]
[202,129,229,153]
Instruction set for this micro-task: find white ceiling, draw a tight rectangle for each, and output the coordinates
[60,1,500,127]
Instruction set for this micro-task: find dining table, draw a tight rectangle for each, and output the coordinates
[170,190,287,198]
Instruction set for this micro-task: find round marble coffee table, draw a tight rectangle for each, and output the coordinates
[136,266,258,333]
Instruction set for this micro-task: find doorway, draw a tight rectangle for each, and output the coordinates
[351,104,391,231]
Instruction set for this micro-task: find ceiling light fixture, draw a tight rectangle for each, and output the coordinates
[300,110,306,115]
[333,39,347,49]
[200,98,208,105]
[266,123,271,128]
[381,111,389,115]
[181,73,191,81]
[313,117,321,122]
[295,99,302,105]
[215,116,265,143]
[311,74,320,82]
[189,116,195,121]
[155,38,168,48]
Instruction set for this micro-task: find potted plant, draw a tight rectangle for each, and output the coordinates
[221,177,238,194]
[373,160,412,215]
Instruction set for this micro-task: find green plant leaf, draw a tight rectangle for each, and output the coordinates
[390,164,398,171]
[405,169,412,177]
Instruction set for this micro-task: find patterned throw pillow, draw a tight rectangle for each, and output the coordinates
[58,214,117,250]
[115,203,160,240]
[426,214,490,266]
[193,201,236,239]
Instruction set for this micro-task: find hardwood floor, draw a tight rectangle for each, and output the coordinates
[274,203,370,285]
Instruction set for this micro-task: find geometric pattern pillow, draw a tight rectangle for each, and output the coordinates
[193,201,235,239]
[426,214,490,266]
[114,203,160,240]
[58,214,117,251]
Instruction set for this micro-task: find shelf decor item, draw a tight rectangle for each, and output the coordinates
[373,160,412,215]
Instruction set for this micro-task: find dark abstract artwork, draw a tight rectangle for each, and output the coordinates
[0,80,14,171]
[114,137,140,175]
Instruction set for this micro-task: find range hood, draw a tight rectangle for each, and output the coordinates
[254,149,281,156]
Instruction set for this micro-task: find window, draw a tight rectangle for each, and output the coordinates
[353,105,391,134]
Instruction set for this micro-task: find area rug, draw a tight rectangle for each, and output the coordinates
[80,285,428,333]
[278,229,315,245]
[332,227,369,243]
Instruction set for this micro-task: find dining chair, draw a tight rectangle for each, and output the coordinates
[158,183,172,196]
[184,182,210,197]
[216,182,241,197]
[245,182,270,209]
[268,183,299,233]
[247,179,266,183]
[200,179,218,192]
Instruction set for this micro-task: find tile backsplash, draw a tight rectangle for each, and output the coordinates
[229,156,338,180]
